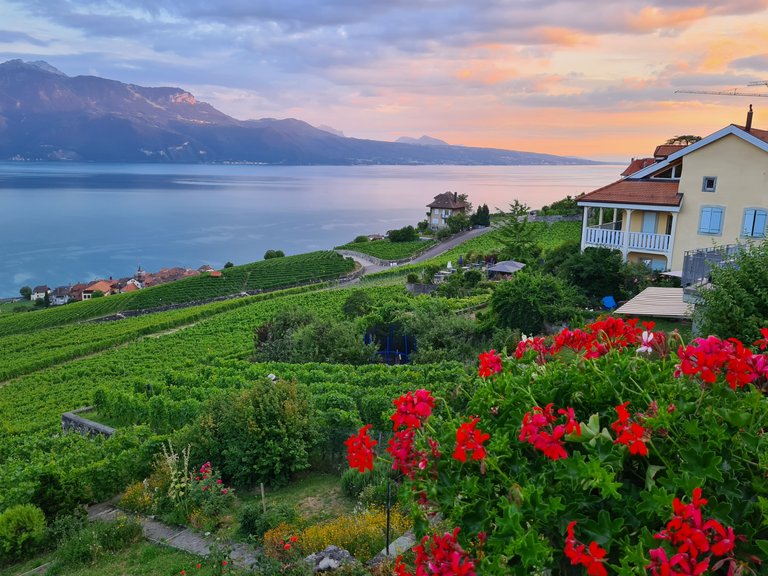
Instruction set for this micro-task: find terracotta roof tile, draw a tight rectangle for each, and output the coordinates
[733,124,768,144]
[579,179,682,207]
[621,158,656,177]
[653,144,687,158]
[427,191,468,209]
[84,280,115,293]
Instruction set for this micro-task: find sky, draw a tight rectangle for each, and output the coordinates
[2,0,768,161]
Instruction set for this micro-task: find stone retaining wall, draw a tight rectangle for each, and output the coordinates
[61,407,116,437]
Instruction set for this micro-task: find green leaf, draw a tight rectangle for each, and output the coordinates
[645,465,665,491]
[716,408,752,428]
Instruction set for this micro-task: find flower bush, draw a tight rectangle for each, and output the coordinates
[346,319,768,574]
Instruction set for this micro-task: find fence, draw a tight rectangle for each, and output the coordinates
[681,244,742,290]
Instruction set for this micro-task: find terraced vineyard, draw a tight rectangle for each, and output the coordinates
[0,251,354,336]
[0,285,415,508]
[335,239,436,260]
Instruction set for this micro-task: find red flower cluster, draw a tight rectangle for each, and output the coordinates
[395,528,476,576]
[280,535,298,551]
[515,317,647,363]
[519,403,581,460]
[344,424,378,473]
[453,417,490,463]
[647,488,743,576]
[565,521,608,576]
[387,390,441,479]
[675,333,768,390]
[478,349,503,377]
[392,389,435,429]
[611,401,651,457]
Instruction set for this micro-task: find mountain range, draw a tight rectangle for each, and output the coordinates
[0,60,599,165]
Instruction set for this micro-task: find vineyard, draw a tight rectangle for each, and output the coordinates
[335,239,436,261]
[0,251,354,337]
[0,284,423,508]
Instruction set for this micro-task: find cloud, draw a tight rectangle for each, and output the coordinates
[731,54,768,71]
[0,30,48,46]
[13,272,33,285]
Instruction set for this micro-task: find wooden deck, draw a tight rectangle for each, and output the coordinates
[614,287,693,319]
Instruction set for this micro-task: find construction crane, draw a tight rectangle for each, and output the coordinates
[675,80,768,98]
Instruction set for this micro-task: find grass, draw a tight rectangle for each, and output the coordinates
[242,472,355,525]
[0,299,36,314]
[336,239,436,261]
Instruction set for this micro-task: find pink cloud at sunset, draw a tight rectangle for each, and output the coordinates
[1,0,768,160]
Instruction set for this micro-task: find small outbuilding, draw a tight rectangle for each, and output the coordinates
[487,260,526,280]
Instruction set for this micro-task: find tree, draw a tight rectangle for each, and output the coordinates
[457,193,473,214]
[388,226,418,243]
[695,242,768,342]
[342,290,374,318]
[558,247,625,301]
[223,261,235,268]
[264,250,285,260]
[446,212,470,234]
[353,235,369,243]
[19,286,31,300]
[470,204,491,227]
[539,195,580,216]
[91,290,104,298]
[665,135,701,145]
[495,200,537,262]
[489,271,585,336]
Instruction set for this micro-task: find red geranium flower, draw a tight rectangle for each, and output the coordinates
[344,424,378,473]
[453,417,490,463]
[478,349,502,377]
[391,389,435,430]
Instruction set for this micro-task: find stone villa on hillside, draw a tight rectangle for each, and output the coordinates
[427,192,468,231]
[578,107,768,272]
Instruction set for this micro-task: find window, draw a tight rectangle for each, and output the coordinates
[701,176,717,192]
[656,164,682,179]
[442,209,451,218]
[742,208,767,238]
[698,206,724,235]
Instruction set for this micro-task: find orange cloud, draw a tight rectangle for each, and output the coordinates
[529,27,597,47]
[624,6,708,33]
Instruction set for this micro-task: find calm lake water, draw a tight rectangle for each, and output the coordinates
[0,163,621,298]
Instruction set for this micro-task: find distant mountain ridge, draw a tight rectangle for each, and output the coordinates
[0,60,601,165]
[396,135,450,146]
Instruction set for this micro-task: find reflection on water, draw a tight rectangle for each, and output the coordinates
[0,163,621,297]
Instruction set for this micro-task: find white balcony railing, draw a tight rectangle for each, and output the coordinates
[584,227,671,253]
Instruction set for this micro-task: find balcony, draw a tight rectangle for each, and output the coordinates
[681,244,742,301]
[584,223,671,253]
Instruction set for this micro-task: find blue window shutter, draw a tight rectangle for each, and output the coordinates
[755,210,767,237]
[711,207,723,233]
[744,209,756,236]
[699,207,712,232]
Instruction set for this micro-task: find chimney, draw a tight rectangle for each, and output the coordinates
[745,104,753,133]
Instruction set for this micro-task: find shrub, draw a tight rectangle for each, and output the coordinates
[489,270,585,335]
[388,226,418,243]
[180,379,318,487]
[695,242,768,342]
[342,291,373,318]
[120,481,152,513]
[406,273,419,284]
[238,502,298,539]
[0,504,46,562]
[264,250,286,260]
[353,235,369,243]
[558,246,625,301]
[265,508,410,560]
[340,459,389,500]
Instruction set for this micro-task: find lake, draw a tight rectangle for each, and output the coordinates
[0,163,621,298]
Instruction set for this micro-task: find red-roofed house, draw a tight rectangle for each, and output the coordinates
[82,280,117,300]
[578,108,768,271]
[427,191,468,230]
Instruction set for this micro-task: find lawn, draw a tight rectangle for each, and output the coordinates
[240,472,355,525]
[0,299,36,314]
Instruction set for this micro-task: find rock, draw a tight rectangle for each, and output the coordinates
[304,545,357,573]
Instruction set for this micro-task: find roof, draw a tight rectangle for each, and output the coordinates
[621,158,656,177]
[654,144,687,158]
[209,270,222,277]
[84,280,115,293]
[33,285,49,293]
[631,124,768,180]
[427,192,468,210]
[578,179,682,207]
[52,286,69,297]
[614,287,692,319]
[121,283,139,292]
[488,260,526,274]
[734,124,768,144]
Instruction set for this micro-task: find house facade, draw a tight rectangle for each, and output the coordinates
[82,279,117,300]
[30,285,50,301]
[578,111,768,271]
[427,192,468,230]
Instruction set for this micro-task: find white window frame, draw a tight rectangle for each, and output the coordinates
[701,176,717,192]
[698,206,724,236]
[742,208,767,238]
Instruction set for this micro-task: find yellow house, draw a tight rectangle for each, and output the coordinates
[577,109,768,272]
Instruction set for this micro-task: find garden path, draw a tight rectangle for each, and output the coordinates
[87,503,261,570]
